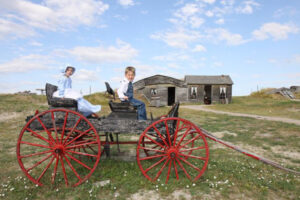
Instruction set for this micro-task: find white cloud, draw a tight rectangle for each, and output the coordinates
[118,0,135,7]
[152,52,191,61]
[171,3,206,28]
[0,54,51,73]
[151,29,201,48]
[0,0,109,35]
[68,39,138,63]
[0,18,35,39]
[205,10,214,17]
[252,22,299,40]
[29,41,43,47]
[190,16,205,28]
[236,0,260,14]
[192,44,207,52]
[215,18,225,25]
[213,61,223,67]
[73,69,99,81]
[206,28,246,45]
[201,0,216,4]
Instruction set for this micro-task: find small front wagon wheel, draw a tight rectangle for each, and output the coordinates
[16,109,101,187]
[137,117,209,184]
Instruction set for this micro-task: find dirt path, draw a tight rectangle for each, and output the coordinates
[181,105,300,126]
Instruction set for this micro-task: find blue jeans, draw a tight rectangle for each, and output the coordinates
[129,98,147,120]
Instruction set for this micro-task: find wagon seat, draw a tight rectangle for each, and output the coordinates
[105,82,138,120]
[45,83,78,111]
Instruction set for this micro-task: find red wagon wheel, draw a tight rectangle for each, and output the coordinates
[137,117,209,184]
[16,109,101,187]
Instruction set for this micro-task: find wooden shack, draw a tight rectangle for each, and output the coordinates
[134,74,233,106]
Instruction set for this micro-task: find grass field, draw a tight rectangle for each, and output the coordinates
[0,93,299,200]
[208,95,300,120]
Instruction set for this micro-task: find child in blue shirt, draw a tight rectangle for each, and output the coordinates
[53,66,101,117]
[117,66,147,120]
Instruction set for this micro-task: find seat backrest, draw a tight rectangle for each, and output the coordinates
[45,83,58,105]
[108,100,137,113]
[105,82,115,100]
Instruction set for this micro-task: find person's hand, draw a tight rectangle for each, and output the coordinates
[123,96,129,100]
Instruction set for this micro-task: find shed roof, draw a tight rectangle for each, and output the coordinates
[184,75,233,85]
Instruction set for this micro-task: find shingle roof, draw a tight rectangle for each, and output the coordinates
[184,75,233,85]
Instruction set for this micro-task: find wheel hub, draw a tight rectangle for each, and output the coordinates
[54,145,65,154]
[167,148,178,159]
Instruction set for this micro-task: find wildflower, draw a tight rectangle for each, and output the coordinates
[56,188,59,192]
[192,183,196,187]
[186,185,189,188]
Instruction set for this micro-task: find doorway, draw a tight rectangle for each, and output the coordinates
[168,87,175,106]
[204,85,212,104]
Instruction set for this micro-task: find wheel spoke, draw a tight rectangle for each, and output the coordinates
[172,119,181,147]
[66,141,98,150]
[175,158,191,180]
[20,150,53,158]
[66,150,98,157]
[51,111,59,143]
[37,155,56,182]
[52,154,59,184]
[20,141,51,149]
[152,125,169,148]
[86,145,98,155]
[178,153,206,161]
[180,133,201,148]
[27,153,54,172]
[178,156,202,172]
[145,157,167,173]
[65,128,93,146]
[63,117,82,145]
[61,111,69,143]
[154,158,170,181]
[26,128,50,144]
[166,159,172,184]
[59,155,69,186]
[65,152,92,170]
[36,116,56,144]
[179,146,206,153]
[164,120,172,146]
[139,147,165,153]
[144,134,165,149]
[173,160,179,180]
[175,126,193,148]
[63,154,82,181]
[139,153,167,161]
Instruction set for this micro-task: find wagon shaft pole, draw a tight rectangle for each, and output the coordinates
[199,127,300,175]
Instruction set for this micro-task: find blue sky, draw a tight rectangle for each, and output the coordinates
[0,0,299,96]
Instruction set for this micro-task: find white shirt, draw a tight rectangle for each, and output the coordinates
[117,77,130,100]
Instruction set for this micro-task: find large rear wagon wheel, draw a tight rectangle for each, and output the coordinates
[16,109,101,187]
[137,117,209,184]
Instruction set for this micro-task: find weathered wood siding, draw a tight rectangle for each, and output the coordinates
[212,85,220,103]
[176,87,188,102]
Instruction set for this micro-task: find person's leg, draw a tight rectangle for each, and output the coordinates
[77,98,101,117]
[130,98,147,120]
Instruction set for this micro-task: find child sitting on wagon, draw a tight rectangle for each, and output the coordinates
[53,66,101,117]
[117,66,147,120]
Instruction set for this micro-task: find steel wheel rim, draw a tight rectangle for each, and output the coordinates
[16,109,101,187]
[137,117,209,183]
